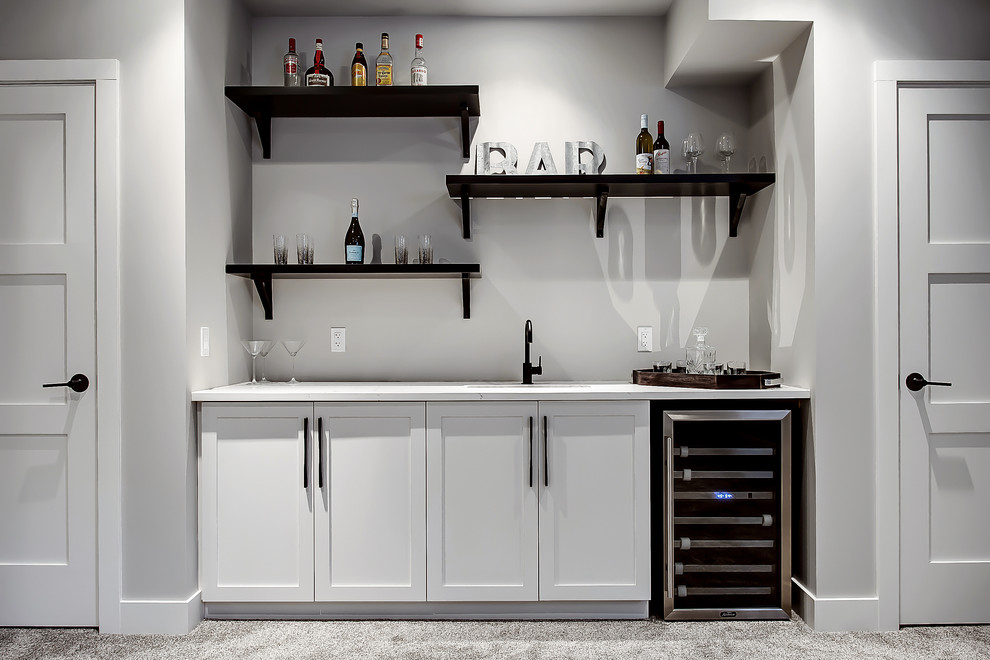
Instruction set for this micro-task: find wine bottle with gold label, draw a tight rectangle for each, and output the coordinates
[351,42,368,86]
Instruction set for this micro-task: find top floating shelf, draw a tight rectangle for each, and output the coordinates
[224,85,481,159]
[446,173,776,239]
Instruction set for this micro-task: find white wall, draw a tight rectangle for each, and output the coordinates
[0,0,192,609]
[708,0,990,629]
[245,16,768,383]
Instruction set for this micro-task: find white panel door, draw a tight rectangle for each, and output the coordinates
[314,403,426,601]
[426,402,539,601]
[200,404,314,602]
[899,85,990,624]
[538,401,650,601]
[0,84,97,626]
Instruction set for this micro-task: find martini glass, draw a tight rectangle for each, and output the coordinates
[281,340,305,383]
[241,340,267,384]
[258,340,276,382]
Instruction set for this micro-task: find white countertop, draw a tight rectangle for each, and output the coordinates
[192,381,811,402]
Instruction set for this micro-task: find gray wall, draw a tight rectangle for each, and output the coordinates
[712,0,990,617]
[246,16,770,383]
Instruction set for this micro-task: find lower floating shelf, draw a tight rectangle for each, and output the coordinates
[226,263,482,320]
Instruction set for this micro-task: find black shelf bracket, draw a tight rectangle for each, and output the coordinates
[595,184,610,238]
[253,112,272,160]
[461,273,471,319]
[460,190,471,239]
[728,187,748,238]
[251,273,274,320]
[460,104,470,160]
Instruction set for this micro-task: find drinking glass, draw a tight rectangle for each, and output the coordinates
[273,234,287,265]
[685,132,704,173]
[281,340,305,383]
[258,340,276,382]
[296,233,313,265]
[394,235,408,264]
[418,234,433,265]
[716,132,736,173]
[241,340,268,384]
[653,360,672,373]
[727,360,747,374]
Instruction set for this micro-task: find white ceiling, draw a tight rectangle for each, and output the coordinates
[241,0,673,17]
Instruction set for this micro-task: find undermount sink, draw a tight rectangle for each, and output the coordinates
[463,382,591,388]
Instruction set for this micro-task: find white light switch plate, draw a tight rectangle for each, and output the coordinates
[200,327,210,357]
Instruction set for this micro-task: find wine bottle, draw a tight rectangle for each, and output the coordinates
[653,120,671,174]
[305,38,333,87]
[345,198,365,264]
[283,38,300,87]
[350,42,368,86]
[635,113,654,174]
[410,34,427,86]
[376,33,393,86]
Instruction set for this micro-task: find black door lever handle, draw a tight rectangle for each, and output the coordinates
[42,373,90,393]
[905,372,952,392]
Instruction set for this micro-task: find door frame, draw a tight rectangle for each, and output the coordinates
[874,59,990,631]
[0,59,121,632]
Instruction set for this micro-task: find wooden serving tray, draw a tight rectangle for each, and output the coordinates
[632,369,782,389]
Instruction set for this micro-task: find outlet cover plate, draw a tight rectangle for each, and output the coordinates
[331,327,346,353]
[637,326,653,352]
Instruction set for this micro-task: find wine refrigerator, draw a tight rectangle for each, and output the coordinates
[660,408,792,620]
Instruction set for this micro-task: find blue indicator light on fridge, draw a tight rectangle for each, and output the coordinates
[713,491,734,500]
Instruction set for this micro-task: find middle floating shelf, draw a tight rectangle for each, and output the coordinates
[227,263,481,320]
[446,173,776,239]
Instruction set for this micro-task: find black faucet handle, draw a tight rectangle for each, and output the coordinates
[533,356,543,375]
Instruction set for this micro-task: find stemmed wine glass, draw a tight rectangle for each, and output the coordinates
[281,340,305,383]
[241,340,270,384]
[716,132,736,173]
[258,340,276,382]
[685,132,704,173]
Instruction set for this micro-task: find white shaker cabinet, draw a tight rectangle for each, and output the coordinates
[314,403,426,601]
[426,401,650,602]
[426,402,541,601]
[200,404,315,602]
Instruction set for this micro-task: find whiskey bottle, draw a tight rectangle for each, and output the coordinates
[351,42,368,86]
[283,38,300,86]
[375,33,393,86]
[345,198,365,264]
[410,34,427,86]
[305,38,333,87]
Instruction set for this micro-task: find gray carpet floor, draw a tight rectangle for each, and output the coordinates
[2,615,989,660]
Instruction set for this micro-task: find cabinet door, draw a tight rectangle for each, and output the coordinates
[200,404,314,602]
[314,403,426,601]
[538,401,650,601]
[426,402,539,601]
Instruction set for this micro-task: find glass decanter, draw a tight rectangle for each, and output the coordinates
[686,327,717,374]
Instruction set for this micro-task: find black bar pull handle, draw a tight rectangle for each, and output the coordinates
[906,372,952,392]
[42,373,89,393]
[543,415,549,488]
[303,417,310,490]
[318,417,324,490]
[528,416,534,488]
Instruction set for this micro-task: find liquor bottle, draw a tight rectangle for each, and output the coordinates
[410,34,427,86]
[351,42,368,86]
[283,38,301,86]
[305,38,333,87]
[376,33,393,86]
[345,198,365,264]
[635,113,654,174]
[653,120,671,174]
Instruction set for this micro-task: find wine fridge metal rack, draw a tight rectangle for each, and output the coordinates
[661,409,792,621]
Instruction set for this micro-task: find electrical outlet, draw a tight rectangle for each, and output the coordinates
[637,326,653,352]
[200,327,210,357]
[330,327,346,353]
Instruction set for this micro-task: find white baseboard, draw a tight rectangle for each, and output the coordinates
[206,600,649,620]
[792,579,879,631]
[118,591,204,634]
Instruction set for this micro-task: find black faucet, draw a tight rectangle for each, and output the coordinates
[523,319,543,384]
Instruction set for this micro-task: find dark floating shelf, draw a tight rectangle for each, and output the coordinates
[224,85,481,159]
[446,173,776,239]
[226,263,482,320]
